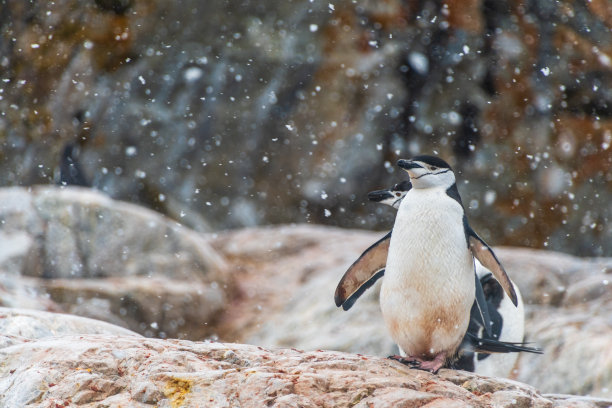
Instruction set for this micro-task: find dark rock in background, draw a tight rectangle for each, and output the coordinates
[0,0,610,255]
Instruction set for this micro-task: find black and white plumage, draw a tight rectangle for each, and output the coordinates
[384,156,493,372]
[367,180,412,209]
[364,180,531,376]
[335,155,540,373]
[453,266,529,376]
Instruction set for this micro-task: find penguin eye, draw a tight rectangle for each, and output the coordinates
[395,192,402,197]
[430,166,438,171]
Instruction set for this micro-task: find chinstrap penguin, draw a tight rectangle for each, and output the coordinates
[336,155,527,373]
[368,181,530,372]
[367,180,412,209]
[383,155,520,372]
[453,267,529,375]
[337,173,539,375]
[366,180,530,375]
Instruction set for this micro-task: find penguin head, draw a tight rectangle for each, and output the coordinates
[368,180,412,208]
[397,155,455,189]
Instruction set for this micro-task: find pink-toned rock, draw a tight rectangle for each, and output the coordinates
[1,334,609,408]
[2,219,612,400]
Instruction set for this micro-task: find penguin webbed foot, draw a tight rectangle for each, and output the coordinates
[416,358,445,374]
[388,353,446,374]
[387,354,421,367]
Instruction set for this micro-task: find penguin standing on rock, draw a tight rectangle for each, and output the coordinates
[381,155,519,373]
[335,158,541,374]
[366,181,532,376]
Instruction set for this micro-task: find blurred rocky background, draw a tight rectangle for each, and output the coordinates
[0,0,610,256]
[1,0,612,404]
[0,186,229,339]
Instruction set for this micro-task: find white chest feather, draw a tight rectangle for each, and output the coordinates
[380,187,475,358]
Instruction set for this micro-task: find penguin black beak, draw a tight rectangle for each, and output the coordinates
[368,189,394,202]
[397,159,423,170]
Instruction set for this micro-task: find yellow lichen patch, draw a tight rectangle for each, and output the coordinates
[164,378,193,408]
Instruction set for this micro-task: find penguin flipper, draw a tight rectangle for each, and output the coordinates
[466,333,543,355]
[466,227,518,306]
[334,231,391,310]
[473,272,493,337]
[340,268,385,311]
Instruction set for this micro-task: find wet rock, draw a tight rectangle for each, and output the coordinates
[1,0,610,256]
[1,334,609,408]
[0,186,229,339]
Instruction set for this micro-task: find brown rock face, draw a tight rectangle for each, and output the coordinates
[0,0,610,256]
[1,334,610,408]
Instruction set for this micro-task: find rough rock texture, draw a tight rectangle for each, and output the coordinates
[1,333,611,408]
[0,186,228,339]
[210,224,612,398]
[1,0,611,256]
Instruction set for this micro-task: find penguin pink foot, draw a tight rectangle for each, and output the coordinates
[415,353,447,373]
[388,353,446,374]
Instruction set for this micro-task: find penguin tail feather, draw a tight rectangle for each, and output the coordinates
[467,333,543,355]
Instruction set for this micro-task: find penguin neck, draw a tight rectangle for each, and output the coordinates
[400,184,450,206]
[408,170,456,190]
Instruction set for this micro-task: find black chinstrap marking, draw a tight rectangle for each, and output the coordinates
[412,168,451,180]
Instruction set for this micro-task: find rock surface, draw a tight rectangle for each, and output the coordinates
[0,307,140,349]
[210,224,612,398]
[0,186,229,339]
[1,332,611,408]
